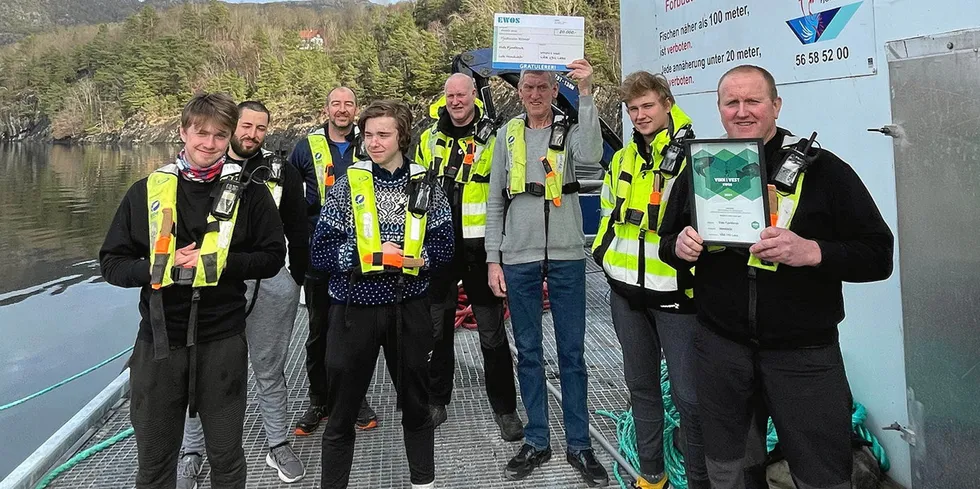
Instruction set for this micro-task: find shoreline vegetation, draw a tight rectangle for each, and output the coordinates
[0,0,622,145]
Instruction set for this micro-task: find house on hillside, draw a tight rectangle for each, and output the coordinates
[299,29,324,51]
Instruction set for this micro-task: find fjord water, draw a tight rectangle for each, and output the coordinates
[0,142,175,478]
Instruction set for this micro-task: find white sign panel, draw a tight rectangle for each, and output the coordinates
[492,13,585,71]
[658,0,877,95]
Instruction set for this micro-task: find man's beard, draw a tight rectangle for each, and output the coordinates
[230,137,262,159]
[330,116,352,131]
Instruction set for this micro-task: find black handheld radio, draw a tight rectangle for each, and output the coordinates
[212,176,245,221]
[474,118,495,145]
[772,132,817,193]
[407,170,436,216]
[659,124,695,176]
[549,117,569,151]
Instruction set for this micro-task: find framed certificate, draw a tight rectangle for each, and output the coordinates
[685,139,770,247]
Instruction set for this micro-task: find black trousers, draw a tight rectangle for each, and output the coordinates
[428,260,517,414]
[304,276,330,405]
[130,333,248,489]
[320,298,435,488]
[696,325,853,489]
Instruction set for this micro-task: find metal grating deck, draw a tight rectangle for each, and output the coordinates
[47,259,633,488]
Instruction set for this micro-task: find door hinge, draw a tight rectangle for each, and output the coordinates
[883,421,917,446]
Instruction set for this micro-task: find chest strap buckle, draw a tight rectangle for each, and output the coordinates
[525,182,545,197]
[624,208,644,226]
[171,266,195,286]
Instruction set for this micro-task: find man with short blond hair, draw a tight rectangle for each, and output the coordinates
[592,70,708,489]
[100,92,285,488]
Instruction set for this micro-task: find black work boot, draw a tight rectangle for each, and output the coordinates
[294,404,327,436]
[493,411,524,442]
[567,448,609,487]
[429,404,448,429]
[504,443,552,480]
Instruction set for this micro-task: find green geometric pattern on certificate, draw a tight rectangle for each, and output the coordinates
[691,147,762,201]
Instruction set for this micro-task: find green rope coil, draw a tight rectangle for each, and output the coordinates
[599,359,890,489]
[0,346,134,412]
[34,426,135,489]
[595,408,640,489]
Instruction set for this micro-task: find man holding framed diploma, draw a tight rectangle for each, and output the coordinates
[658,65,894,489]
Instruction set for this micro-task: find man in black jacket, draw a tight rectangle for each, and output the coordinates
[100,92,285,489]
[176,101,308,488]
[658,65,894,489]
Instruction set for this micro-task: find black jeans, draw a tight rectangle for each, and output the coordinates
[320,298,435,488]
[696,325,852,489]
[428,261,517,414]
[609,290,707,485]
[130,333,248,489]
[304,276,330,405]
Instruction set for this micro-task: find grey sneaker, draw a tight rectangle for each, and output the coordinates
[266,442,306,483]
[176,453,203,489]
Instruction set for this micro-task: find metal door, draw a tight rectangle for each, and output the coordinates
[886,29,980,488]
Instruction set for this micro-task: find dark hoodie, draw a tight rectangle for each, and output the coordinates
[237,150,309,285]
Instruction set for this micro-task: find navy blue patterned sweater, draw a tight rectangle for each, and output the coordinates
[311,158,454,305]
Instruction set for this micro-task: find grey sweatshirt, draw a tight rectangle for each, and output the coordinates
[485,95,603,265]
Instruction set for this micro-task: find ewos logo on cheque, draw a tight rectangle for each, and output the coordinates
[786,1,863,44]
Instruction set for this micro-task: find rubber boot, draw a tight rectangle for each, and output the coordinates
[635,473,669,489]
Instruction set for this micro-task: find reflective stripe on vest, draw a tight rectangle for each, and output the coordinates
[348,161,428,276]
[592,104,695,294]
[418,125,494,239]
[308,134,333,206]
[602,225,683,291]
[504,115,567,201]
[147,162,242,289]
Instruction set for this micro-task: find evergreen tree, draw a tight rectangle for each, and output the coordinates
[0,0,624,139]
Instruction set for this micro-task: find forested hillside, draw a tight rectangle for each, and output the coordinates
[0,0,198,45]
[0,0,622,143]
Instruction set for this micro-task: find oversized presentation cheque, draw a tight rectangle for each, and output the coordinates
[492,13,585,71]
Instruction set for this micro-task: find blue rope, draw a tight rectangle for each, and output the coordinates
[0,346,133,412]
[601,359,890,489]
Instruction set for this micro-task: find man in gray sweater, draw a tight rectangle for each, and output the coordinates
[485,59,609,486]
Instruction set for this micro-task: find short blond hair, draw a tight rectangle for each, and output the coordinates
[620,71,675,106]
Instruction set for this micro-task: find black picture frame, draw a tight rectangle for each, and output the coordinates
[684,138,770,248]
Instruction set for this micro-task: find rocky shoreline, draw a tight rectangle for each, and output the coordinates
[1,91,622,148]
